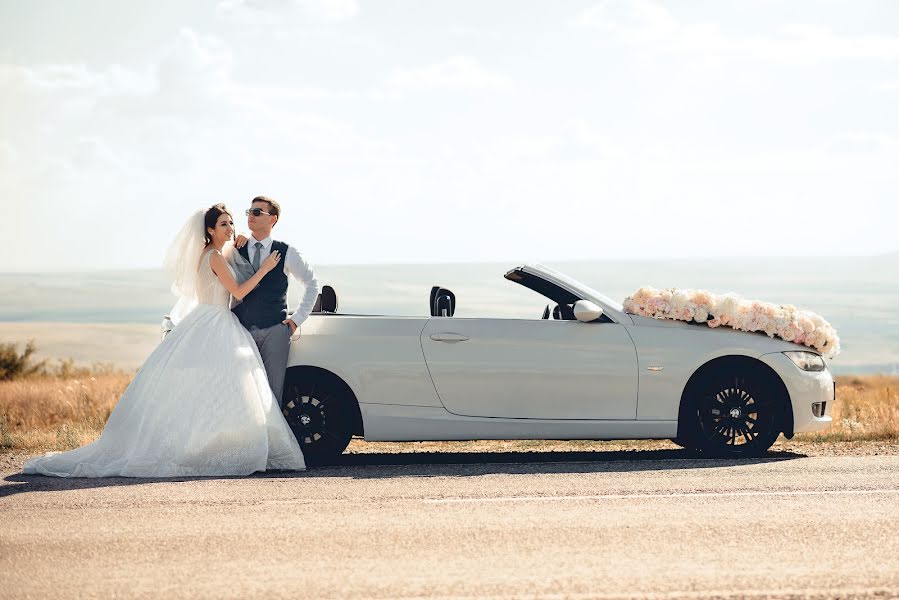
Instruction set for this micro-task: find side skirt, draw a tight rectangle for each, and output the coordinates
[359,403,678,442]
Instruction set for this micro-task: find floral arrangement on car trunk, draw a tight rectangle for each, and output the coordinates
[622,287,840,359]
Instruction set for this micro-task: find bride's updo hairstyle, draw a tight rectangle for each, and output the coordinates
[204,203,233,244]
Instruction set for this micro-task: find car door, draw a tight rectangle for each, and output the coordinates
[420,317,638,420]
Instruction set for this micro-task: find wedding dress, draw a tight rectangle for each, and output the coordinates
[23,249,306,477]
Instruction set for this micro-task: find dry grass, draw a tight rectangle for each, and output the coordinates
[1,373,897,454]
[0,371,132,452]
[795,374,899,442]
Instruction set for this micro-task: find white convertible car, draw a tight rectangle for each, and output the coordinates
[284,264,835,463]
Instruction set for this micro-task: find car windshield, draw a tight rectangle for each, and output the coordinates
[533,264,625,313]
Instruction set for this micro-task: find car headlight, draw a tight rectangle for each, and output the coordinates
[784,351,826,372]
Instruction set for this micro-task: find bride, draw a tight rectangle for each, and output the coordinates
[23,204,306,477]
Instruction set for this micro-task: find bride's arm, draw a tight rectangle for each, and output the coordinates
[209,250,282,301]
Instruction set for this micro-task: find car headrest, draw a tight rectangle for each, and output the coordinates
[321,285,337,313]
[429,286,440,315]
[553,303,574,320]
[313,285,338,313]
[430,285,456,317]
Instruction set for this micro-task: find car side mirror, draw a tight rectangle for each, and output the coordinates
[573,300,603,322]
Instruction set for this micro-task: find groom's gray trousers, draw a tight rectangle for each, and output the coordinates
[247,323,291,407]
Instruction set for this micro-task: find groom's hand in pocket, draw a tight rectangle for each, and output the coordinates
[283,319,299,337]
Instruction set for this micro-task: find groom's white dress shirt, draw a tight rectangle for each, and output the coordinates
[248,234,320,328]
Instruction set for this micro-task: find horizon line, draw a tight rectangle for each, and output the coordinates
[0,250,896,275]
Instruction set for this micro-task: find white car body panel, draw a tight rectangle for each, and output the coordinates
[289,316,442,408]
[289,264,835,442]
[759,351,834,432]
[624,314,830,422]
[421,318,638,419]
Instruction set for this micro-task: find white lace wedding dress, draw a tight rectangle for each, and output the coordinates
[23,250,306,477]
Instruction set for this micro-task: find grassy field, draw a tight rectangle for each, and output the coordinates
[0,369,133,451]
[1,370,896,455]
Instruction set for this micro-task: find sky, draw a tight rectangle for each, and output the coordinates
[1,0,898,271]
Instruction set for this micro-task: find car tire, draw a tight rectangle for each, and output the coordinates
[679,367,783,457]
[281,374,354,466]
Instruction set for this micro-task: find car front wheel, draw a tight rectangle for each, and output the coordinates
[681,370,783,457]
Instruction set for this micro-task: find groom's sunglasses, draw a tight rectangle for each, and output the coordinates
[245,208,273,217]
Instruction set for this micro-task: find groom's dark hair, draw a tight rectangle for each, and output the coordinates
[252,196,281,218]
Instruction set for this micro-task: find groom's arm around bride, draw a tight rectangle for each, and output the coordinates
[230,196,320,405]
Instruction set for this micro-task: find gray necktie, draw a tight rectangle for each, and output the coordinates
[251,242,263,272]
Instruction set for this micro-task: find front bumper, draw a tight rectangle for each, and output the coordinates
[759,352,834,435]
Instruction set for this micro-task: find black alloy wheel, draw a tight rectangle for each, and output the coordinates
[281,377,353,466]
[686,371,781,457]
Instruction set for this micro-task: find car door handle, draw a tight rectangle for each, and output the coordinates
[429,333,469,342]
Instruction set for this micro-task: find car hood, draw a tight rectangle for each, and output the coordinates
[626,313,819,355]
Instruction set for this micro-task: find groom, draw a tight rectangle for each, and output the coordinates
[232,196,320,406]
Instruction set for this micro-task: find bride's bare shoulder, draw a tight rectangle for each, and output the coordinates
[197,248,219,264]
[203,248,225,271]
[207,249,226,264]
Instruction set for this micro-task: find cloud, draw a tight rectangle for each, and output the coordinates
[0,29,240,184]
[570,120,628,160]
[14,64,106,91]
[1,63,152,97]
[0,25,409,270]
[0,140,15,173]
[216,0,359,24]
[574,0,899,65]
[0,27,389,187]
[575,0,678,41]
[827,132,899,155]
[387,56,511,91]
[72,137,122,170]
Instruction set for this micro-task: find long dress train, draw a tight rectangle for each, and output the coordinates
[23,250,305,477]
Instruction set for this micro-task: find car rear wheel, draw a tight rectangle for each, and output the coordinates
[680,369,782,457]
[281,375,354,466]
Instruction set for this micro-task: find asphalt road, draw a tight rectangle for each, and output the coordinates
[2,450,899,599]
